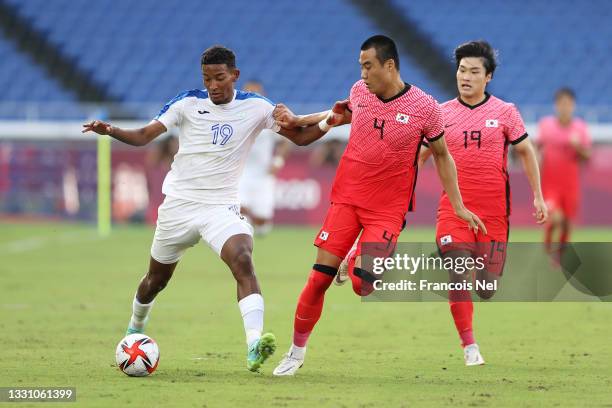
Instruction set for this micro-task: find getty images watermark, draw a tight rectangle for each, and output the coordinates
[357,242,612,302]
[372,252,496,292]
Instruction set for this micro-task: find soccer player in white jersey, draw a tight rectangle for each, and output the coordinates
[82,45,343,373]
[239,80,291,235]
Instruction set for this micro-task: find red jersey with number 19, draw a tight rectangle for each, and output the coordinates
[331,80,444,215]
[437,94,528,217]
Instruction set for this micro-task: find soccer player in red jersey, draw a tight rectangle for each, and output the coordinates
[271,35,485,376]
[538,88,591,253]
[419,41,548,365]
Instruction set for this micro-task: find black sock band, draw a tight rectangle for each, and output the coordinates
[313,264,338,277]
[354,267,377,284]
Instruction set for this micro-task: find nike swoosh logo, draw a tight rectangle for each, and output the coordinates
[444,123,456,128]
[198,110,210,114]
[276,364,303,374]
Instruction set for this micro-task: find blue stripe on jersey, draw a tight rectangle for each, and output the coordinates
[155,89,209,119]
[235,90,274,105]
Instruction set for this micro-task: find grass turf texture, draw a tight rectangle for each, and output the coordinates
[1,223,611,407]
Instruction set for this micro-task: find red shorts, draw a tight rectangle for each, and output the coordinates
[314,203,404,260]
[436,212,509,276]
[544,188,578,219]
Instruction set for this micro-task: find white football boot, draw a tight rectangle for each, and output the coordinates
[335,245,357,286]
[464,343,485,366]
[273,347,305,376]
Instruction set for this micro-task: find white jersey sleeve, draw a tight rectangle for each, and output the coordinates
[261,101,281,133]
[154,92,187,129]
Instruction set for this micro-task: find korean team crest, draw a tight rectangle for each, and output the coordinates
[396,112,410,124]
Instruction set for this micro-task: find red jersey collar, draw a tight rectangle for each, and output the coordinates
[458,92,491,110]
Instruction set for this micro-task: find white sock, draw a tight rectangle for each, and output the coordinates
[290,344,306,360]
[128,296,154,331]
[238,293,264,346]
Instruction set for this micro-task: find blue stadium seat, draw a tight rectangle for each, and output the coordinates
[390,0,612,109]
[0,33,85,119]
[3,0,610,120]
[4,0,450,115]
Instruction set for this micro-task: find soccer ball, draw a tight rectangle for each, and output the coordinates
[115,333,160,377]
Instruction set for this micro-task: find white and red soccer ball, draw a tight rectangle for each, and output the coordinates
[115,333,160,376]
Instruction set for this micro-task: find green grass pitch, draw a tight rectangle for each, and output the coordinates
[1,223,611,407]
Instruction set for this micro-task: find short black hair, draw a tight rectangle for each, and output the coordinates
[454,40,497,76]
[360,35,400,70]
[555,87,576,101]
[201,45,236,68]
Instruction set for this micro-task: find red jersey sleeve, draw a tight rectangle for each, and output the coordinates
[505,104,528,145]
[423,99,444,142]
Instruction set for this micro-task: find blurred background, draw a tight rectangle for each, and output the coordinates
[1,0,611,229]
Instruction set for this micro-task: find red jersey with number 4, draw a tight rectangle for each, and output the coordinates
[438,94,528,217]
[331,80,444,215]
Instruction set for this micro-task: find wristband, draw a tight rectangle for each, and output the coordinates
[318,118,331,132]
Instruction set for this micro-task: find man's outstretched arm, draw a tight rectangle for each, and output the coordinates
[274,100,352,128]
[82,120,167,147]
[418,144,433,168]
[513,138,548,224]
[274,100,350,146]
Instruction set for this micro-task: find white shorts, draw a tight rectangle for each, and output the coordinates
[239,174,275,220]
[150,196,253,264]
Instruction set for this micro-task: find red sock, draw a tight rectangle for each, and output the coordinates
[349,266,375,296]
[449,290,474,347]
[544,223,553,252]
[560,226,570,246]
[293,265,335,347]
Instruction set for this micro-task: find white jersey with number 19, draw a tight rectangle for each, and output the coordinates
[154,89,280,204]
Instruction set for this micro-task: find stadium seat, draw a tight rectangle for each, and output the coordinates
[389,0,612,110]
[0,34,84,119]
[3,0,610,120]
[4,0,449,116]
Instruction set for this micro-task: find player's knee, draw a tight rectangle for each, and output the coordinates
[230,248,255,279]
[474,270,499,300]
[449,270,469,284]
[475,287,496,300]
[143,272,171,293]
[561,218,570,231]
[154,279,170,292]
[551,210,564,226]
